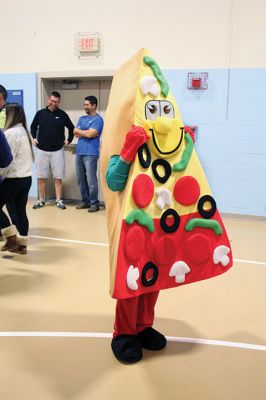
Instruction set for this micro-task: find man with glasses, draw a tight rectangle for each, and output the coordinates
[31,91,74,210]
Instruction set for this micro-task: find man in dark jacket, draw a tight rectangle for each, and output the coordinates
[31,91,74,210]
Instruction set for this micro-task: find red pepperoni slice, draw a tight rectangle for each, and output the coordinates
[132,174,154,208]
[174,176,200,206]
[154,236,177,266]
[124,226,145,262]
[184,234,211,265]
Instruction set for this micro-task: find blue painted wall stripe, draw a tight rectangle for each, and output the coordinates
[1,69,265,216]
[164,69,266,217]
[0,73,38,197]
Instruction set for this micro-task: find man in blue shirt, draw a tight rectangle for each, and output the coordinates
[74,96,104,212]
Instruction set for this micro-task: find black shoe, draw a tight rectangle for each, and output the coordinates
[76,202,90,209]
[33,200,45,209]
[111,335,142,364]
[88,204,99,213]
[137,327,167,351]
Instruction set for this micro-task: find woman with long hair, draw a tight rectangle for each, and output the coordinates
[0,103,33,254]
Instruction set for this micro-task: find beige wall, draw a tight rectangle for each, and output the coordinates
[1,0,265,73]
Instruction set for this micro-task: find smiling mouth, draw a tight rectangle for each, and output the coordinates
[150,127,184,155]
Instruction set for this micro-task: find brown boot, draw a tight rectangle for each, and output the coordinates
[1,225,19,252]
[9,235,28,255]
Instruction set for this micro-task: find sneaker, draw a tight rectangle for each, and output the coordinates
[55,200,66,210]
[33,200,45,209]
[76,202,90,209]
[88,204,99,213]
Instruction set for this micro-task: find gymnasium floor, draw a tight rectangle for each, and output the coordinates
[0,201,265,400]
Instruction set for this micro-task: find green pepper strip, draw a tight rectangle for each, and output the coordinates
[143,56,169,97]
[185,218,223,235]
[125,209,155,232]
[173,133,194,172]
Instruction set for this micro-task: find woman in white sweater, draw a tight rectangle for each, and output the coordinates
[0,103,33,254]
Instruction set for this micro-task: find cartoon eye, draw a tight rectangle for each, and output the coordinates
[160,101,174,119]
[145,100,160,120]
[148,104,158,114]
[163,105,171,114]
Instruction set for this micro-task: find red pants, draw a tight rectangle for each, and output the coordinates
[113,291,159,337]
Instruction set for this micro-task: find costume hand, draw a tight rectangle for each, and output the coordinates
[120,125,149,163]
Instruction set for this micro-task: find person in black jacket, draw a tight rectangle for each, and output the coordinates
[0,129,12,171]
[30,91,74,209]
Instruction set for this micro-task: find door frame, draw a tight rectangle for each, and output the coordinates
[38,70,114,109]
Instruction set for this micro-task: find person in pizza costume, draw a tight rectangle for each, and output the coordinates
[100,49,233,364]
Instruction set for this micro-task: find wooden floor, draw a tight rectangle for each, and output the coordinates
[0,200,265,400]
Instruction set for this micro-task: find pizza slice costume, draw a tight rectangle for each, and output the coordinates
[100,48,233,364]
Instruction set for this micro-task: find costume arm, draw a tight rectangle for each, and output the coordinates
[106,126,148,192]
[106,155,131,192]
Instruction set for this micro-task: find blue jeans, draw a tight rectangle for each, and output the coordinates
[76,155,99,205]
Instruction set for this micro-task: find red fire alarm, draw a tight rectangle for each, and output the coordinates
[192,78,201,88]
[187,73,208,90]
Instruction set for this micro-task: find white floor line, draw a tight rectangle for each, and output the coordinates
[0,331,265,351]
[30,235,109,247]
[234,258,266,266]
[166,336,266,351]
[30,235,266,266]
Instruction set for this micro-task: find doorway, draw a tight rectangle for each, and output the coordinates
[40,75,113,202]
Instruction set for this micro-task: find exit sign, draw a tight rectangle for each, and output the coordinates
[75,32,102,60]
[79,37,99,52]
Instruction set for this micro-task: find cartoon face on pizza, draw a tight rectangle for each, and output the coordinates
[101,49,233,300]
[144,99,184,157]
